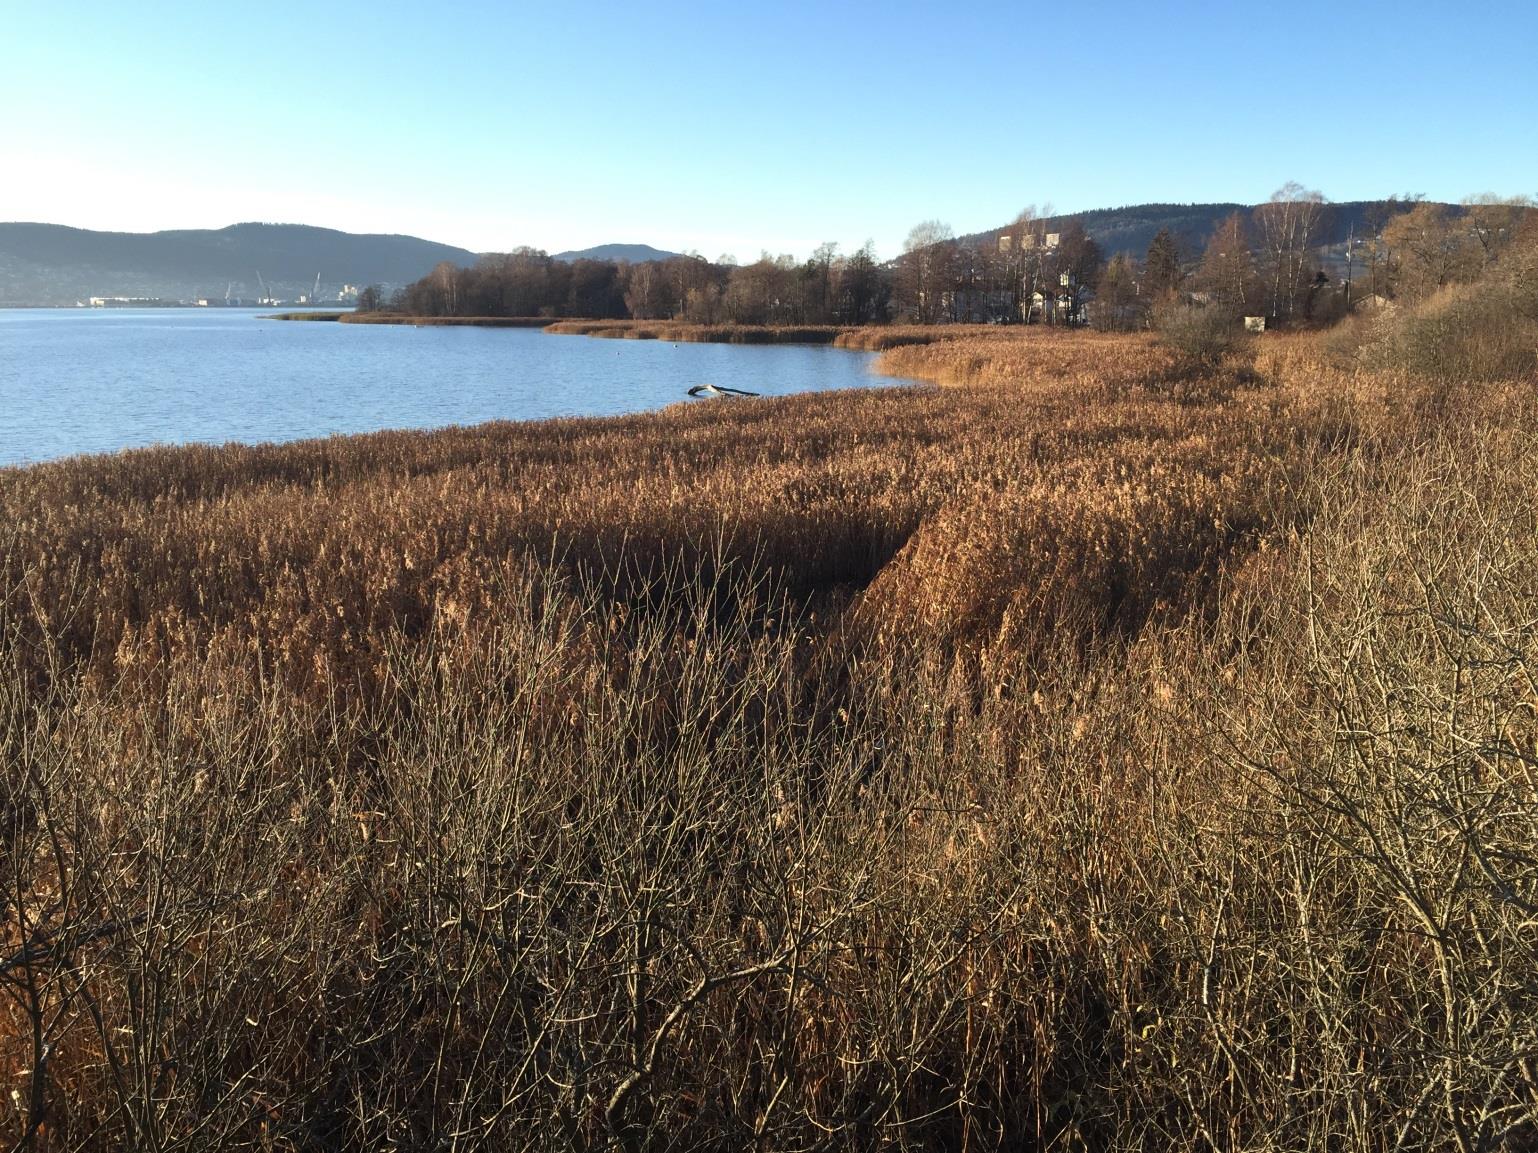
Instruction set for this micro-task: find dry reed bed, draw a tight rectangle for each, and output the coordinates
[336,314,556,327]
[876,328,1182,391]
[542,320,1005,348]
[3,332,1536,1150]
[544,320,848,344]
[833,323,1015,351]
[1,341,1347,702]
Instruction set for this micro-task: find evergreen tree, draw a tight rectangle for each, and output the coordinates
[1093,253,1142,330]
[1144,228,1183,299]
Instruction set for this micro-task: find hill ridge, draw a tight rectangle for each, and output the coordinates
[0,222,480,305]
[551,242,684,264]
[958,199,1454,259]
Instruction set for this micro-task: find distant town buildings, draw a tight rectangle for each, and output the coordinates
[78,282,361,308]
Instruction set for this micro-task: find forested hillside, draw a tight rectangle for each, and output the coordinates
[0,222,478,304]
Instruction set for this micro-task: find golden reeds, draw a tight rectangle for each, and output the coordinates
[3,329,1535,1150]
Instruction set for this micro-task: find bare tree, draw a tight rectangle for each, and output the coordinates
[900,220,954,324]
[1381,203,1483,301]
[1462,193,1536,269]
[1196,212,1260,314]
[1252,182,1326,323]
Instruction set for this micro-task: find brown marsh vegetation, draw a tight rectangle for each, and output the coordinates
[3,308,1537,1149]
[545,319,846,343]
[542,319,1002,349]
[338,314,558,328]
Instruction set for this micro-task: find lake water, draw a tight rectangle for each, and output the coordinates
[0,309,919,467]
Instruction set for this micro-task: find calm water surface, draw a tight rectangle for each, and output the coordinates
[0,309,919,467]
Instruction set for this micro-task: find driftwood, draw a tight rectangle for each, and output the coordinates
[687,384,760,399]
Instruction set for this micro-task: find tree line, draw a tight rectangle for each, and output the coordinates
[1110,188,1535,329]
[364,244,890,326]
[359,186,1535,329]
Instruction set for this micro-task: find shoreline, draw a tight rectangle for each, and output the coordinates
[0,329,1175,471]
[272,312,1009,351]
[262,312,555,327]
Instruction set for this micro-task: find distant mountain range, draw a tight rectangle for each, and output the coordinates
[0,223,481,306]
[0,223,694,305]
[551,243,684,264]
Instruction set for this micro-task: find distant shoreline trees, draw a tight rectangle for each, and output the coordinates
[358,190,1535,331]
[367,242,897,327]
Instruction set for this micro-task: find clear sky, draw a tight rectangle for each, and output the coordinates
[3,0,1535,262]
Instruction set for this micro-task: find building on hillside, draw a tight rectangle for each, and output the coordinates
[1000,232,1061,254]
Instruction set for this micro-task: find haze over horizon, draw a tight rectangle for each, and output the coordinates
[4,0,1536,264]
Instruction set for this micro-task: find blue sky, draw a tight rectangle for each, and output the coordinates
[3,0,1535,261]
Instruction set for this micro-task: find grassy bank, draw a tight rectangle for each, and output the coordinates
[543,319,1005,348]
[335,313,558,327]
[3,328,1536,1150]
[305,314,1015,348]
[545,319,849,343]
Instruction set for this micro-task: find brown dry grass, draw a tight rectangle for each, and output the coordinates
[3,329,1536,1151]
[545,319,848,343]
[337,314,557,327]
[876,328,1177,389]
[542,320,1008,348]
